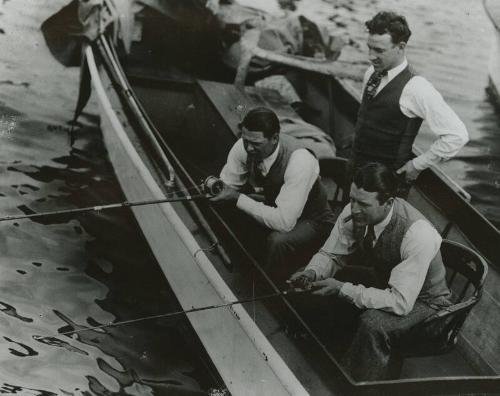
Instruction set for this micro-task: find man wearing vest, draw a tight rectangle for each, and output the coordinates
[289,162,451,381]
[353,11,468,184]
[211,107,335,283]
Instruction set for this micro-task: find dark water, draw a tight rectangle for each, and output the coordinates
[1,0,499,394]
[0,1,220,394]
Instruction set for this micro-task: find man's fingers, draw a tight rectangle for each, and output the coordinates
[288,272,303,282]
[311,287,327,296]
[208,195,221,202]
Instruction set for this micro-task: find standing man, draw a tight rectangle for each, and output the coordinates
[353,11,468,183]
[289,162,452,381]
[211,107,335,283]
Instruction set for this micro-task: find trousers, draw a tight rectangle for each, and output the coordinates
[265,217,334,286]
[291,265,437,381]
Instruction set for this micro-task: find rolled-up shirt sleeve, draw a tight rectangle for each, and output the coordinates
[306,204,355,279]
[236,149,318,232]
[219,139,249,189]
[339,219,442,315]
[401,76,469,170]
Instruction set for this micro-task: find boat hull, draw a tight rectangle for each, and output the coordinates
[86,45,309,396]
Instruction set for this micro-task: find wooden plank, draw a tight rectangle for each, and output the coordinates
[197,80,298,138]
[459,272,500,373]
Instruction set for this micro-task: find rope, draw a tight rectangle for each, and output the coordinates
[193,241,219,258]
[57,288,310,337]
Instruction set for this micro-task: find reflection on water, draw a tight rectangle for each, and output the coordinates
[0,1,219,394]
[0,105,220,394]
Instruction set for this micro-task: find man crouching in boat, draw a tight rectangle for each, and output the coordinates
[210,107,335,283]
[289,162,451,381]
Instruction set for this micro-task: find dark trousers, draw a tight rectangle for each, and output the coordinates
[343,301,436,381]
[265,217,334,287]
[292,265,437,381]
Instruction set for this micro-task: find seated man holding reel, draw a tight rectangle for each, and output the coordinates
[211,106,335,283]
[289,162,452,381]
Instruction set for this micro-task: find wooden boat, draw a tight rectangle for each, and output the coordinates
[78,5,500,395]
[485,0,500,106]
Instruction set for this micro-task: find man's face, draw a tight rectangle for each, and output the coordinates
[241,128,279,161]
[367,33,405,72]
[349,183,393,226]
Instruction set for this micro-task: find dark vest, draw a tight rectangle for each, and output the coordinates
[249,134,333,223]
[353,66,423,170]
[364,198,451,307]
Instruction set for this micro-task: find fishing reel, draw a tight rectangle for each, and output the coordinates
[202,176,225,197]
[292,275,314,291]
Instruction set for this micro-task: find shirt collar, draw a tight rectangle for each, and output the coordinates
[386,58,408,82]
[373,203,394,240]
[260,143,280,176]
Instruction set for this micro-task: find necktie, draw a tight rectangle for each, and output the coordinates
[364,70,387,100]
[248,156,264,187]
[363,224,376,251]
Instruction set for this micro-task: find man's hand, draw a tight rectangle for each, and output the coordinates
[287,269,316,289]
[311,278,344,297]
[396,160,421,182]
[209,183,241,203]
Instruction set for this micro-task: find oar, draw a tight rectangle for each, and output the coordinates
[0,193,211,223]
[58,288,312,336]
[234,28,363,89]
[251,46,364,81]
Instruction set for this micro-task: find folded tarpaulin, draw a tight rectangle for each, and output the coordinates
[280,117,336,160]
[41,0,86,67]
[41,0,141,66]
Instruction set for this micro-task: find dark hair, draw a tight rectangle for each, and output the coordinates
[365,11,411,44]
[353,162,398,204]
[239,107,280,138]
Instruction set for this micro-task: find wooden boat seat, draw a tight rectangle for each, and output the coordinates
[394,239,488,375]
[318,157,350,219]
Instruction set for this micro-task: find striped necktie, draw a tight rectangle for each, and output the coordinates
[364,70,387,100]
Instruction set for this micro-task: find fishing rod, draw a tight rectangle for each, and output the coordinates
[0,176,224,223]
[58,287,311,336]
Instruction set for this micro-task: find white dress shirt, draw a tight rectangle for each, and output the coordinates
[305,202,442,316]
[362,59,469,170]
[220,138,319,233]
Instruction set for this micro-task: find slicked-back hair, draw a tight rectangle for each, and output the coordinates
[365,11,411,44]
[239,107,280,139]
[353,162,398,204]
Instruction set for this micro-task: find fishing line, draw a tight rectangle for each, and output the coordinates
[57,288,311,336]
